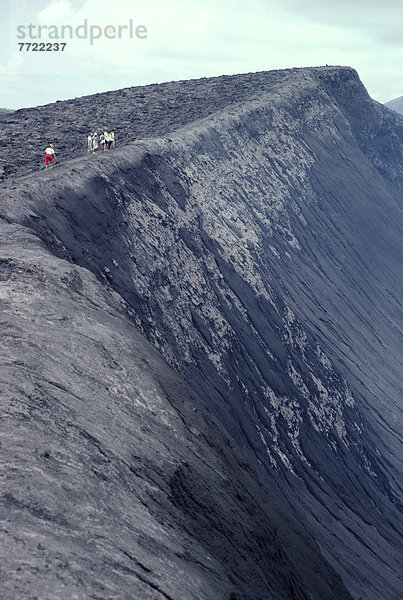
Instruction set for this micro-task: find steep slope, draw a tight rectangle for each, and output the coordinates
[1,66,402,599]
[385,95,403,115]
[0,218,354,600]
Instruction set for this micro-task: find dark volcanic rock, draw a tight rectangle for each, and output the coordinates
[0,68,303,180]
[0,220,351,600]
[1,66,402,600]
[2,65,399,187]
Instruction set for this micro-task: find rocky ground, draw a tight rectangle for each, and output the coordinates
[1,66,402,600]
[0,67,302,180]
[2,65,400,183]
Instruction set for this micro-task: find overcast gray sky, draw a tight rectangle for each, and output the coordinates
[1,0,402,109]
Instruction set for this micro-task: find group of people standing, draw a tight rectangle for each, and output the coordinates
[43,129,116,170]
[87,130,115,155]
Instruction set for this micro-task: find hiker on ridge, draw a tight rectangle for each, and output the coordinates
[45,144,56,170]
[99,132,106,151]
[87,133,93,156]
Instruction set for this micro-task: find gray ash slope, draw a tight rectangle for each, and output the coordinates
[1,66,402,599]
[0,221,351,600]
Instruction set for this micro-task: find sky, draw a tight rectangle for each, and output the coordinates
[0,0,402,109]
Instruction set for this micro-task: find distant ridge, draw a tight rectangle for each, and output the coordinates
[385,95,403,115]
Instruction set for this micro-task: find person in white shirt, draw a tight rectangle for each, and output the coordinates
[45,144,56,170]
[87,134,93,156]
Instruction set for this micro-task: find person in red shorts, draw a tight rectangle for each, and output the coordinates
[45,144,56,169]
